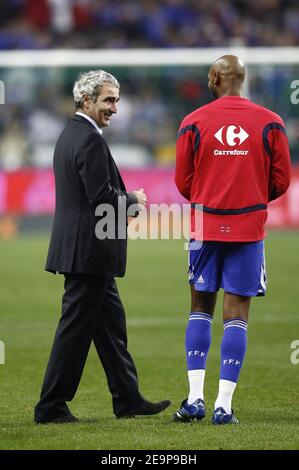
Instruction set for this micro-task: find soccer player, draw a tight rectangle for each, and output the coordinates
[173,55,291,424]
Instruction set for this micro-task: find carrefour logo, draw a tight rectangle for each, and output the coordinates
[214,125,249,146]
[213,125,249,156]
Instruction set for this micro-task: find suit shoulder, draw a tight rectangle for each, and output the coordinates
[68,118,102,136]
[54,121,107,166]
[65,119,105,146]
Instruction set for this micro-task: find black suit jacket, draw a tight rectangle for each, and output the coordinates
[45,114,137,276]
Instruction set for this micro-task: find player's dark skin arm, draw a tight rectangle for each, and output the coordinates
[191,286,250,322]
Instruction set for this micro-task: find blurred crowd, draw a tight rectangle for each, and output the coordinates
[0,0,299,49]
[0,64,298,170]
[0,0,298,170]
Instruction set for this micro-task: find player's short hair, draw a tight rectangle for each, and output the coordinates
[73,70,119,109]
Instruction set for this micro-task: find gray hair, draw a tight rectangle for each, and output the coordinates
[73,70,119,109]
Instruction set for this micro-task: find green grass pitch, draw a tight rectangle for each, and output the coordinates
[0,232,298,450]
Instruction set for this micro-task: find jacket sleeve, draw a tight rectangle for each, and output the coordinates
[175,120,197,201]
[267,121,292,202]
[76,133,137,209]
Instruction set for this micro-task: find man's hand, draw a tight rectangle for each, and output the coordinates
[132,188,147,211]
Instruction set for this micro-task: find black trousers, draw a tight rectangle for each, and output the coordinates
[34,274,145,422]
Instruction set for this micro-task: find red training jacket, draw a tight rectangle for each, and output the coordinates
[175,96,291,241]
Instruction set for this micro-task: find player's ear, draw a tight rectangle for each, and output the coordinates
[214,72,221,86]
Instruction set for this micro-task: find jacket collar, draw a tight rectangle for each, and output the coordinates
[72,112,103,134]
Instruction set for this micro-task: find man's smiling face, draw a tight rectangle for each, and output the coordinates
[83,83,120,127]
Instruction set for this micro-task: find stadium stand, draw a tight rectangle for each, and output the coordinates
[0,0,299,49]
[0,0,298,171]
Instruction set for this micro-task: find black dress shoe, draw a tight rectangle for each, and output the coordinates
[118,400,171,419]
[37,414,79,424]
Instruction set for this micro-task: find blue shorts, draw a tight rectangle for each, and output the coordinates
[188,240,267,297]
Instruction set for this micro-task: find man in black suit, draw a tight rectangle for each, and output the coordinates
[34,70,170,423]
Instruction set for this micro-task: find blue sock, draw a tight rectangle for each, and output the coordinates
[220,318,248,383]
[185,312,213,370]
